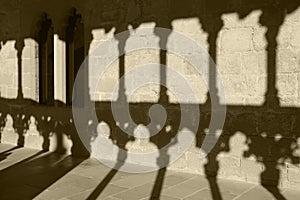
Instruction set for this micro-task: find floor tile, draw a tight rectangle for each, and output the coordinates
[235,185,276,200]
[161,176,209,199]
[281,188,300,200]
[1,144,299,200]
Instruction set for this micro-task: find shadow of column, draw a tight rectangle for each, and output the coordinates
[261,161,287,200]
[86,25,134,199]
[149,21,177,200]
[199,14,224,200]
[11,37,28,148]
[155,20,172,104]
[150,152,169,200]
[65,9,91,156]
[258,5,287,200]
[86,149,127,200]
[37,115,54,151]
[260,5,284,109]
[200,14,223,106]
[66,8,84,107]
[15,39,24,100]
[38,14,54,105]
[114,25,130,103]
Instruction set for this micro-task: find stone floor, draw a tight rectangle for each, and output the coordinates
[0,143,299,200]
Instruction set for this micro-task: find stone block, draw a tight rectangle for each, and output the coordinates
[49,132,73,155]
[3,58,18,74]
[277,24,292,49]
[6,87,17,98]
[253,28,267,51]
[0,73,14,86]
[277,74,298,97]
[221,28,253,53]
[22,45,36,59]
[241,157,263,183]
[222,75,247,97]
[1,128,18,145]
[244,75,259,96]
[96,77,118,93]
[23,73,35,89]
[168,154,188,171]
[291,26,300,47]
[217,53,243,75]
[277,49,299,73]
[242,51,266,75]
[23,88,35,100]
[0,86,7,97]
[22,59,37,74]
[218,155,241,179]
[287,164,300,183]
[24,134,43,150]
[184,151,206,174]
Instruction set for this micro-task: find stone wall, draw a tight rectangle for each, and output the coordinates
[0,0,300,189]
